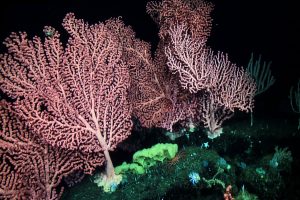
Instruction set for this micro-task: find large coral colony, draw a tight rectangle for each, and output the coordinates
[1,0,269,199]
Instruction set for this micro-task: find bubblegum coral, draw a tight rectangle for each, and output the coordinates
[166,24,256,138]
[104,18,197,131]
[0,101,100,199]
[0,13,132,183]
[146,0,214,41]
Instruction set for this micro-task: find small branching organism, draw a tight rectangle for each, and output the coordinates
[269,146,293,172]
[289,80,300,130]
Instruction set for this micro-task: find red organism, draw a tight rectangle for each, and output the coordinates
[0,13,132,182]
[0,101,102,199]
[166,24,256,139]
